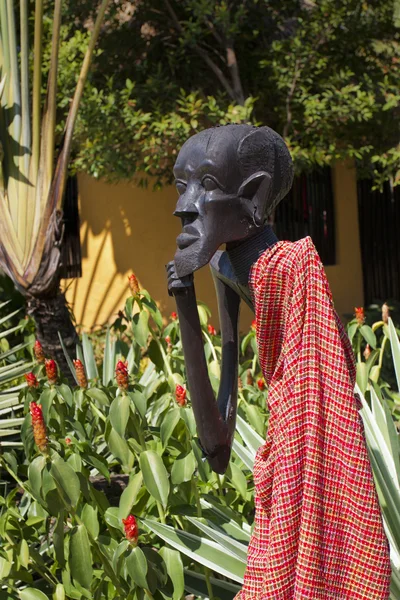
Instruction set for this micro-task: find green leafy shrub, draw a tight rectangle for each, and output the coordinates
[0,285,267,599]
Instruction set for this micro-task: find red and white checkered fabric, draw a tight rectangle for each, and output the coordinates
[236,238,391,599]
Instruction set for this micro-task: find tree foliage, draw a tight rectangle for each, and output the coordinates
[54,0,400,187]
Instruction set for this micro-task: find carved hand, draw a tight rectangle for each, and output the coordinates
[165,259,240,473]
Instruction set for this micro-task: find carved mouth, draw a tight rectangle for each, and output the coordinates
[176,232,199,249]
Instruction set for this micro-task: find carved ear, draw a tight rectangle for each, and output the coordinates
[238,171,272,227]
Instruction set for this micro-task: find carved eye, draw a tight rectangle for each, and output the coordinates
[202,176,218,191]
[175,181,187,195]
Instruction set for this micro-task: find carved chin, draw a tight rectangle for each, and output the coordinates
[174,240,214,277]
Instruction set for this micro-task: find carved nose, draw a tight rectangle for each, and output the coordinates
[173,197,199,223]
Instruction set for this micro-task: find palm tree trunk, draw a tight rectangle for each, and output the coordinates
[26,287,78,385]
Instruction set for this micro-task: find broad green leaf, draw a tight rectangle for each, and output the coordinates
[187,517,248,562]
[53,512,65,567]
[356,361,368,395]
[389,318,400,391]
[236,414,264,457]
[244,404,265,437]
[126,546,148,589]
[28,455,46,500]
[191,438,212,483]
[82,332,99,380]
[360,324,377,349]
[19,589,50,600]
[232,439,254,471]
[197,305,209,327]
[0,557,11,579]
[147,339,163,371]
[86,388,109,406]
[107,428,134,468]
[227,462,248,498]
[132,310,150,347]
[53,584,66,600]
[113,540,129,575]
[160,408,180,448]
[200,497,251,543]
[184,569,241,600]
[50,459,81,508]
[104,507,123,532]
[171,452,196,485]
[19,539,29,568]
[103,327,116,386]
[140,450,170,508]
[143,519,245,583]
[119,472,143,520]
[69,525,93,589]
[56,384,73,407]
[109,394,130,437]
[128,390,147,419]
[58,333,79,385]
[159,547,184,600]
[81,504,99,539]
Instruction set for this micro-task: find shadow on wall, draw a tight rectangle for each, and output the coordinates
[64,173,254,332]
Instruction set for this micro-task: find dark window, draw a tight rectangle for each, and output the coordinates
[59,176,82,279]
[357,179,400,304]
[271,167,336,266]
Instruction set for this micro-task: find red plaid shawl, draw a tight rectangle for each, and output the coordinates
[237,238,391,599]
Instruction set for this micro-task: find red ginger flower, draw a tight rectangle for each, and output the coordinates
[382,302,389,324]
[128,273,140,295]
[122,514,138,544]
[25,372,39,388]
[45,359,57,385]
[175,384,187,407]
[257,378,266,391]
[30,402,48,453]
[165,335,171,345]
[354,307,365,326]
[170,312,178,321]
[363,344,372,360]
[207,324,216,336]
[34,340,45,363]
[73,359,88,389]
[251,320,257,331]
[116,360,129,390]
[65,437,72,445]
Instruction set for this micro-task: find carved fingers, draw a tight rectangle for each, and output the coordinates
[166,261,194,296]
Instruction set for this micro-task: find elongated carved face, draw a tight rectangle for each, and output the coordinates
[172,127,272,277]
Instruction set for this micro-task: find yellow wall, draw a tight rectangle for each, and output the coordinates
[65,161,363,332]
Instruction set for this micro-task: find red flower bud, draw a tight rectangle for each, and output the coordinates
[251,320,257,331]
[363,344,372,360]
[175,384,187,407]
[116,360,129,390]
[165,336,171,345]
[73,359,88,389]
[257,378,266,391]
[45,359,58,385]
[170,312,178,321]
[65,437,72,445]
[122,514,138,544]
[34,340,45,364]
[25,372,39,388]
[354,307,365,326]
[207,324,216,336]
[30,402,48,453]
[128,273,140,295]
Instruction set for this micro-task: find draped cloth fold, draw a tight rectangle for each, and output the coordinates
[236,238,391,600]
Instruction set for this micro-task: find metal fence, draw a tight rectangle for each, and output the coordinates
[272,167,336,266]
[357,179,400,304]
